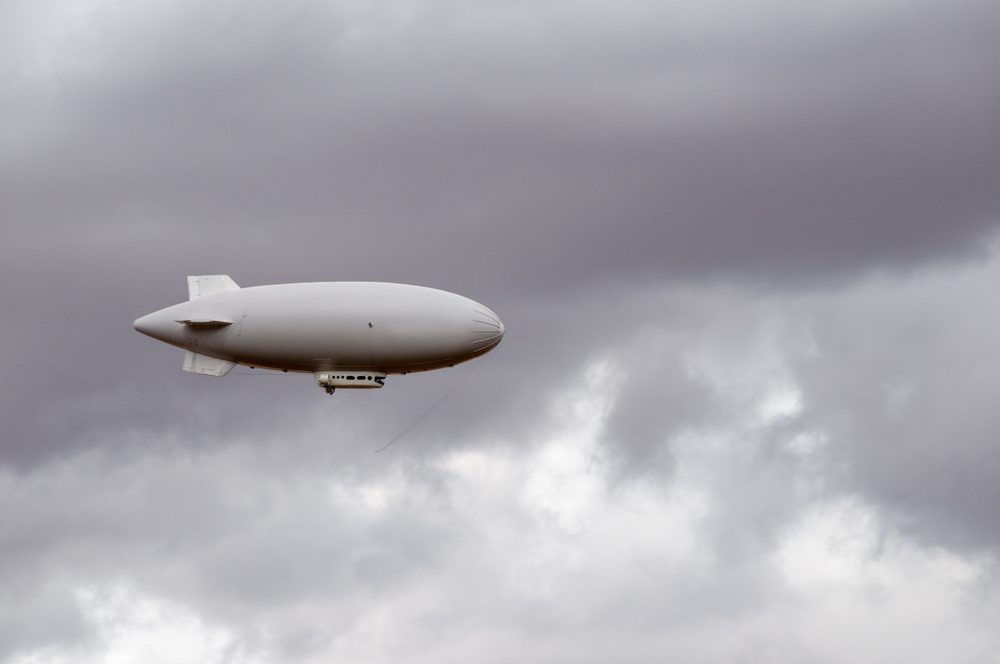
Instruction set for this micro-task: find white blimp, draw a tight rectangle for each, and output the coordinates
[134,276,505,394]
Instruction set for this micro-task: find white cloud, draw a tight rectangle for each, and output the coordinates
[6,316,1000,663]
[9,582,249,664]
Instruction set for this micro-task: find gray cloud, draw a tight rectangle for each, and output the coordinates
[3,0,1000,661]
[4,0,998,284]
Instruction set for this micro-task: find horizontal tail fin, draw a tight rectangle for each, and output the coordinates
[183,351,236,377]
[175,318,233,328]
[187,275,239,300]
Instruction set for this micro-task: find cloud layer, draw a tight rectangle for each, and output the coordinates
[2,1,1000,662]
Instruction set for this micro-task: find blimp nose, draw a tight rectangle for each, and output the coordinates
[470,307,505,353]
[133,310,173,341]
[134,313,153,335]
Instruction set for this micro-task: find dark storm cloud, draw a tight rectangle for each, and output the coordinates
[4,0,999,287]
[3,0,1000,661]
[591,258,1000,556]
[786,261,1000,550]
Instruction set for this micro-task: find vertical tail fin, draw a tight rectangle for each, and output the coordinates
[187,275,240,300]
[183,351,236,377]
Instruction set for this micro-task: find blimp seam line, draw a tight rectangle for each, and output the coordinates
[473,309,501,324]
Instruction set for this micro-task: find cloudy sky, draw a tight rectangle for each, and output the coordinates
[3,0,1000,661]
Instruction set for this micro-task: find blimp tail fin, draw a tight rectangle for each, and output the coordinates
[187,275,240,300]
[183,351,236,377]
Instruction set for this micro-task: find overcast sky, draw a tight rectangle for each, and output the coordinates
[3,0,1000,662]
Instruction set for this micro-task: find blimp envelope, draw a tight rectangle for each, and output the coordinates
[134,276,504,394]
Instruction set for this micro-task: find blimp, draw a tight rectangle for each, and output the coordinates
[134,276,505,394]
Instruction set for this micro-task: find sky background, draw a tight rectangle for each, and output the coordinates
[2,0,1000,661]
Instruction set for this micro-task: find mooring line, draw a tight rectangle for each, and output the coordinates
[373,361,483,453]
